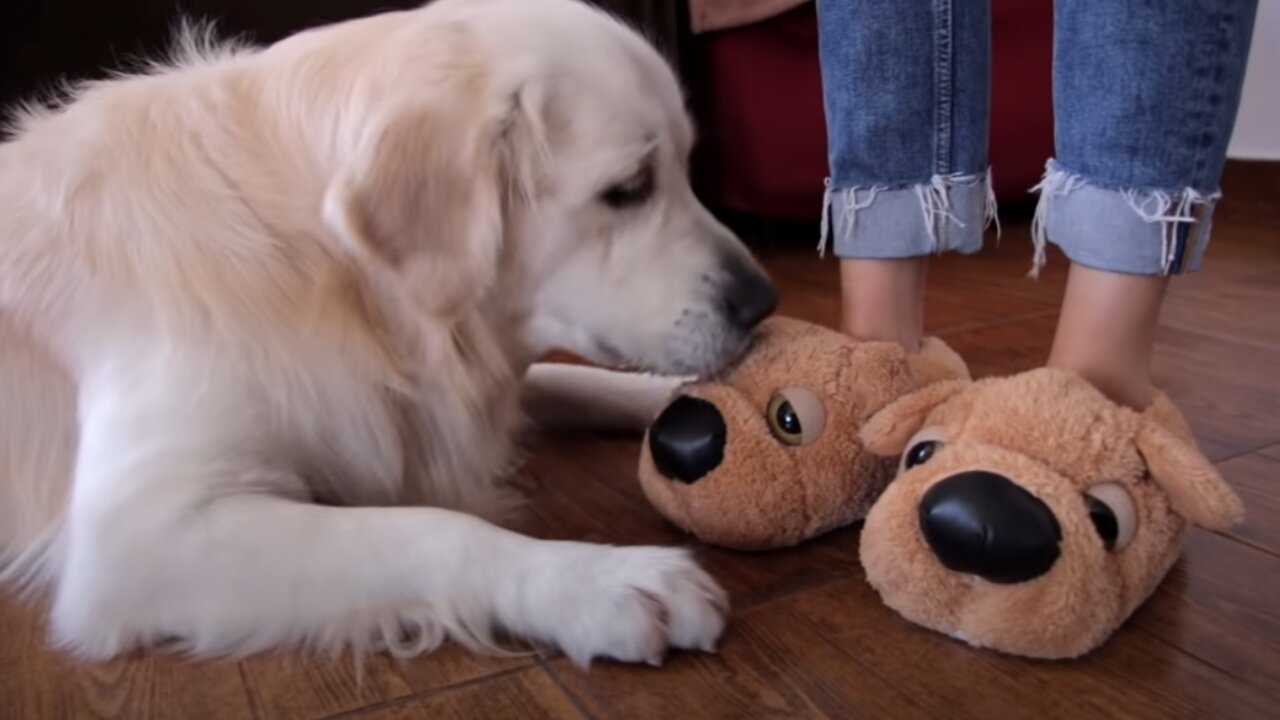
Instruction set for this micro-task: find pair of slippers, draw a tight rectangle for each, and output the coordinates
[636,317,1243,659]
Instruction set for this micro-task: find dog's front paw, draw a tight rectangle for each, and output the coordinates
[516,544,728,668]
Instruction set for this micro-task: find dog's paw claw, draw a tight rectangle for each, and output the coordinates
[523,545,728,667]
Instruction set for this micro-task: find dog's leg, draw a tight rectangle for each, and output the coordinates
[521,363,687,434]
[52,375,725,666]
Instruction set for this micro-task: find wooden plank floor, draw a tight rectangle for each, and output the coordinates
[2,161,1277,719]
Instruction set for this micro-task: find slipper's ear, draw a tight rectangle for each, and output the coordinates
[860,380,968,457]
[1136,423,1244,531]
[907,337,971,387]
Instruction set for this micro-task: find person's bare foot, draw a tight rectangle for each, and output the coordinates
[1047,263,1170,409]
[840,258,927,351]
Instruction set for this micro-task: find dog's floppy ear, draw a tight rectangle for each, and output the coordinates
[860,380,968,456]
[323,81,551,317]
[1136,423,1244,531]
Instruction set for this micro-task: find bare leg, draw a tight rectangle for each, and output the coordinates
[818,0,989,349]
[1047,264,1169,409]
[1036,0,1258,408]
[842,257,1170,410]
[839,258,928,351]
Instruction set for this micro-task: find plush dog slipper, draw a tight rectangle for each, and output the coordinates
[856,367,1244,659]
[637,316,970,550]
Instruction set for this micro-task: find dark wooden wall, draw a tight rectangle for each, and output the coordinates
[0,0,687,113]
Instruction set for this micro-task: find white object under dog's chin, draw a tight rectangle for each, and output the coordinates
[525,306,755,380]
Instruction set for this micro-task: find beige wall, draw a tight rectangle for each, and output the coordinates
[1229,1,1280,160]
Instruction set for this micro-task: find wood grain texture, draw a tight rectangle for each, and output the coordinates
[511,436,864,611]
[348,668,582,720]
[1131,530,1280,692]
[0,595,255,720]
[231,624,537,719]
[549,596,934,720]
[1215,445,1280,556]
[1160,269,1280,350]
[789,578,1276,720]
[1,162,1277,719]
[237,653,414,720]
[759,232,1070,336]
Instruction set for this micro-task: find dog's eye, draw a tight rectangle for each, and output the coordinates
[601,166,654,209]
[1083,483,1138,552]
[766,387,826,447]
[900,426,946,473]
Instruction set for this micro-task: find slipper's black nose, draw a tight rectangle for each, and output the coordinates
[648,396,726,484]
[918,471,1062,584]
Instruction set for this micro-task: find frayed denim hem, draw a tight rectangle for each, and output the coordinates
[818,171,999,260]
[1030,159,1219,277]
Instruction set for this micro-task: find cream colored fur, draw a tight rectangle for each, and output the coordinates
[0,0,773,667]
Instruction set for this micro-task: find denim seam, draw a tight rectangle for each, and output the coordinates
[1188,19,1212,191]
[932,0,954,175]
[824,176,987,194]
[1187,8,1244,193]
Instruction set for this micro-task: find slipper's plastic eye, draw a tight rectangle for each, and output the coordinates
[1084,483,1138,552]
[900,426,946,474]
[766,387,826,447]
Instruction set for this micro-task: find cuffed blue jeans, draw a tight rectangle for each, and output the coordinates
[816,0,1259,276]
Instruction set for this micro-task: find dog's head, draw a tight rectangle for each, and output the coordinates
[857,368,1244,658]
[321,0,776,376]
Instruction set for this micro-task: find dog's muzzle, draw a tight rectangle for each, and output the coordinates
[918,471,1062,584]
[648,395,726,483]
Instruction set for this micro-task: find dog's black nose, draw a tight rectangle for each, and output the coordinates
[722,268,778,331]
[918,471,1062,584]
[648,395,727,483]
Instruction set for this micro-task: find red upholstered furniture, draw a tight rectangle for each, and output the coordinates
[686,1,1055,222]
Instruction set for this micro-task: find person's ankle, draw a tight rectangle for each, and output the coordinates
[1045,356,1156,410]
[1047,263,1168,410]
[839,257,927,352]
[839,319,923,352]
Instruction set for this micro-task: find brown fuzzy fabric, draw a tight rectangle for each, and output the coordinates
[637,317,969,550]
[858,367,1244,659]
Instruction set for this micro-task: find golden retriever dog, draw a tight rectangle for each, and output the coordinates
[0,0,777,667]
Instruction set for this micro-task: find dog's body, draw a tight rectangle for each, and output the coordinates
[0,0,775,666]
